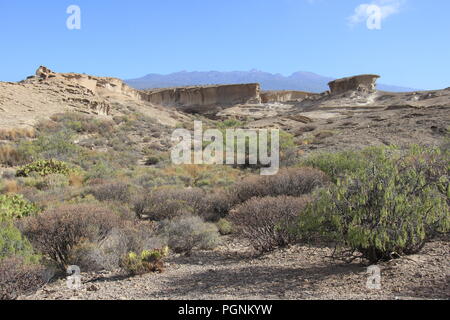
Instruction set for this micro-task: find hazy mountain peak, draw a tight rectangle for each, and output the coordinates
[126,70,416,92]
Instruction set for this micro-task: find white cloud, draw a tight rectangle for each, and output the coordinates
[348,0,405,27]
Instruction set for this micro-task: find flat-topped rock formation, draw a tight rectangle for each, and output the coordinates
[260,90,314,103]
[141,83,262,113]
[328,74,380,95]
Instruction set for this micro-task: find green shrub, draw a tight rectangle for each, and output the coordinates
[0,194,39,220]
[132,164,241,190]
[23,173,70,191]
[0,221,39,263]
[47,113,115,135]
[16,160,75,178]
[120,248,168,275]
[16,129,80,162]
[297,146,449,263]
[220,129,298,169]
[218,119,244,129]
[301,146,391,183]
[84,160,118,180]
[216,218,234,235]
[160,215,220,255]
[230,196,312,253]
[42,173,70,189]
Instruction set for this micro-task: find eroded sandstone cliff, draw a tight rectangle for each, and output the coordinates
[141,83,261,113]
[260,90,313,103]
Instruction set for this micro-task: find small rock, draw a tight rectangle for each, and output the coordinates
[87,284,99,292]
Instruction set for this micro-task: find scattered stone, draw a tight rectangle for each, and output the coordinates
[86,284,99,292]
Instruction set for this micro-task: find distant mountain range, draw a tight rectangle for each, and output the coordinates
[125,70,416,93]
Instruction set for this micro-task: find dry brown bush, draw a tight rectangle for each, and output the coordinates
[203,190,235,221]
[19,203,121,271]
[0,128,35,141]
[68,173,84,187]
[0,145,23,166]
[0,256,46,300]
[2,180,19,193]
[229,195,312,253]
[88,181,131,203]
[230,167,328,205]
[133,187,208,221]
[70,221,163,272]
[133,187,235,222]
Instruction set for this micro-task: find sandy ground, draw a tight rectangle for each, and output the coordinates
[20,237,449,300]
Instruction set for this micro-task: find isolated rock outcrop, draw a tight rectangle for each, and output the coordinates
[36,66,57,80]
[328,74,380,95]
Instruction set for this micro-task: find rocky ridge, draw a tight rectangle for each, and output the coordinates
[0,66,188,129]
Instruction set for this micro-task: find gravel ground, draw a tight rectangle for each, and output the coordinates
[20,237,449,300]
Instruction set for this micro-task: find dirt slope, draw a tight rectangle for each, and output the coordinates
[217,89,450,154]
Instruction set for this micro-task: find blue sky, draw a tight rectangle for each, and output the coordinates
[0,0,449,89]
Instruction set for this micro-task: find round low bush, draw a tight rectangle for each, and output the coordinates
[133,188,210,221]
[216,218,233,235]
[16,159,76,177]
[230,167,328,205]
[230,195,312,253]
[160,215,220,255]
[0,256,46,300]
[19,203,121,271]
[88,181,132,203]
[0,194,39,220]
[120,248,169,275]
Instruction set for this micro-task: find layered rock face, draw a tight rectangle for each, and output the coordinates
[141,84,261,111]
[328,74,380,95]
[260,90,312,103]
[0,66,185,129]
[29,66,143,116]
[35,66,143,105]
